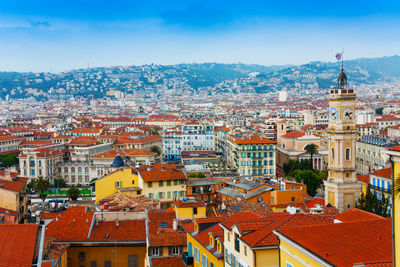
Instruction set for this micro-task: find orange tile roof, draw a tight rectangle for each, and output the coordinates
[139,163,186,182]
[45,206,94,242]
[0,177,28,193]
[282,130,305,138]
[150,256,186,267]
[276,219,392,267]
[0,224,38,267]
[389,146,400,152]
[334,208,384,223]
[175,200,206,208]
[66,128,102,134]
[88,220,146,242]
[41,212,61,219]
[371,168,391,179]
[234,135,276,145]
[357,174,370,184]
[19,148,62,158]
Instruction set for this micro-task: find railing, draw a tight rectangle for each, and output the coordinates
[371,185,392,194]
[182,252,194,266]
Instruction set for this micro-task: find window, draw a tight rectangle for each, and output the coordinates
[244,246,247,256]
[159,181,163,186]
[257,197,263,203]
[286,262,294,267]
[291,197,295,202]
[202,254,208,267]
[152,247,159,256]
[90,261,97,267]
[171,246,179,255]
[193,207,198,215]
[332,148,335,160]
[345,148,351,160]
[174,180,178,185]
[78,252,86,267]
[104,261,111,267]
[115,181,121,188]
[128,255,138,267]
[167,180,171,186]
[148,182,152,188]
[194,247,200,263]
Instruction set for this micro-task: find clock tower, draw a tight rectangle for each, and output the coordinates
[324,68,361,212]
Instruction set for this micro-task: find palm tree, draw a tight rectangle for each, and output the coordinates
[304,144,319,170]
[33,176,50,202]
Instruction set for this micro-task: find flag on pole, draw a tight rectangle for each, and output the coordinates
[336,53,342,60]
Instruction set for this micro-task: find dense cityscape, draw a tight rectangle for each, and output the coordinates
[0,56,399,266]
[1,1,400,266]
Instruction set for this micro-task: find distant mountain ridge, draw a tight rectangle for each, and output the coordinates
[0,55,398,99]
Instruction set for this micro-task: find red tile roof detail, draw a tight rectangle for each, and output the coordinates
[0,224,38,267]
[175,200,206,208]
[150,256,186,267]
[45,206,94,242]
[357,174,370,184]
[0,177,28,193]
[88,220,146,241]
[234,135,276,145]
[92,148,154,159]
[389,146,400,152]
[276,219,392,267]
[139,163,186,182]
[371,168,392,179]
[360,261,393,267]
[334,208,384,223]
[305,197,325,209]
[282,130,305,139]
[41,212,61,219]
[150,230,187,246]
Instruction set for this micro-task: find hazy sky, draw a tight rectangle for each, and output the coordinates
[1,0,400,72]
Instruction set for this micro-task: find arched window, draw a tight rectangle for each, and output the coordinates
[85,167,89,173]
[71,167,75,173]
[331,148,335,160]
[78,167,82,173]
[345,148,351,160]
[64,167,68,173]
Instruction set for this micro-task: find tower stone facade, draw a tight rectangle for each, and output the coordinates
[324,69,361,212]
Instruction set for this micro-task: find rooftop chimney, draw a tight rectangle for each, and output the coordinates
[173,219,177,230]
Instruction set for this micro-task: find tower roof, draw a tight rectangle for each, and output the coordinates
[111,154,124,168]
[337,68,347,89]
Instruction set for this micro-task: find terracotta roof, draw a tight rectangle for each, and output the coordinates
[150,256,186,267]
[305,197,325,209]
[88,220,146,242]
[66,128,102,134]
[41,212,61,219]
[389,146,400,152]
[371,168,391,179]
[148,210,186,246]
[45,206,94,242]
[139,163,186,182]
[357,174,370,184]
[335,208,384,223]
[282,130,305,139]
[0,177,28,193]
[19,148,62,158]
[0,224,39,267]
[276,219,392,267]
[175,200,206,208]
[234,135,276,145]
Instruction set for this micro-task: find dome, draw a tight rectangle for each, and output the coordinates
[111,154,124,168]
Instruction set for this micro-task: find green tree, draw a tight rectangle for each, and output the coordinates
[34,177,50,202]
[375,107,384,115]
[304,143,319,169]
[0,154,18,167]
[150,128,160,135]
[53,178,66,189]
[294,170,323,196]
[150,145,161,156]
[68,187,80,201]
[356,185,390,217]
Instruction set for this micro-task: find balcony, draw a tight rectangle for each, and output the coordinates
[370,184,392,194]
[182,252,194,266]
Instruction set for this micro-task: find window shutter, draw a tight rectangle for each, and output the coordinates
[168,246,172,256]
[148,247,152,256]
[159,247,163,256]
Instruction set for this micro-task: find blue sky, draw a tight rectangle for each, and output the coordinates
[1,0,400,72]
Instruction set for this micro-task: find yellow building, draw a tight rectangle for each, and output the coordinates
[324,69,361,212]
[138,163,187,209]
[173,199,207,220]
[182,217,224,267]
[45,207,147,267]
[0,171,28,224]
[95,167,140,202]
[386,146,400,265]
[274,215,392,266]
[218,211,332,267]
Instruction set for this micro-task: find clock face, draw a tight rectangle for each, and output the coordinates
[330,107,337,121]
[342,107,354,121]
